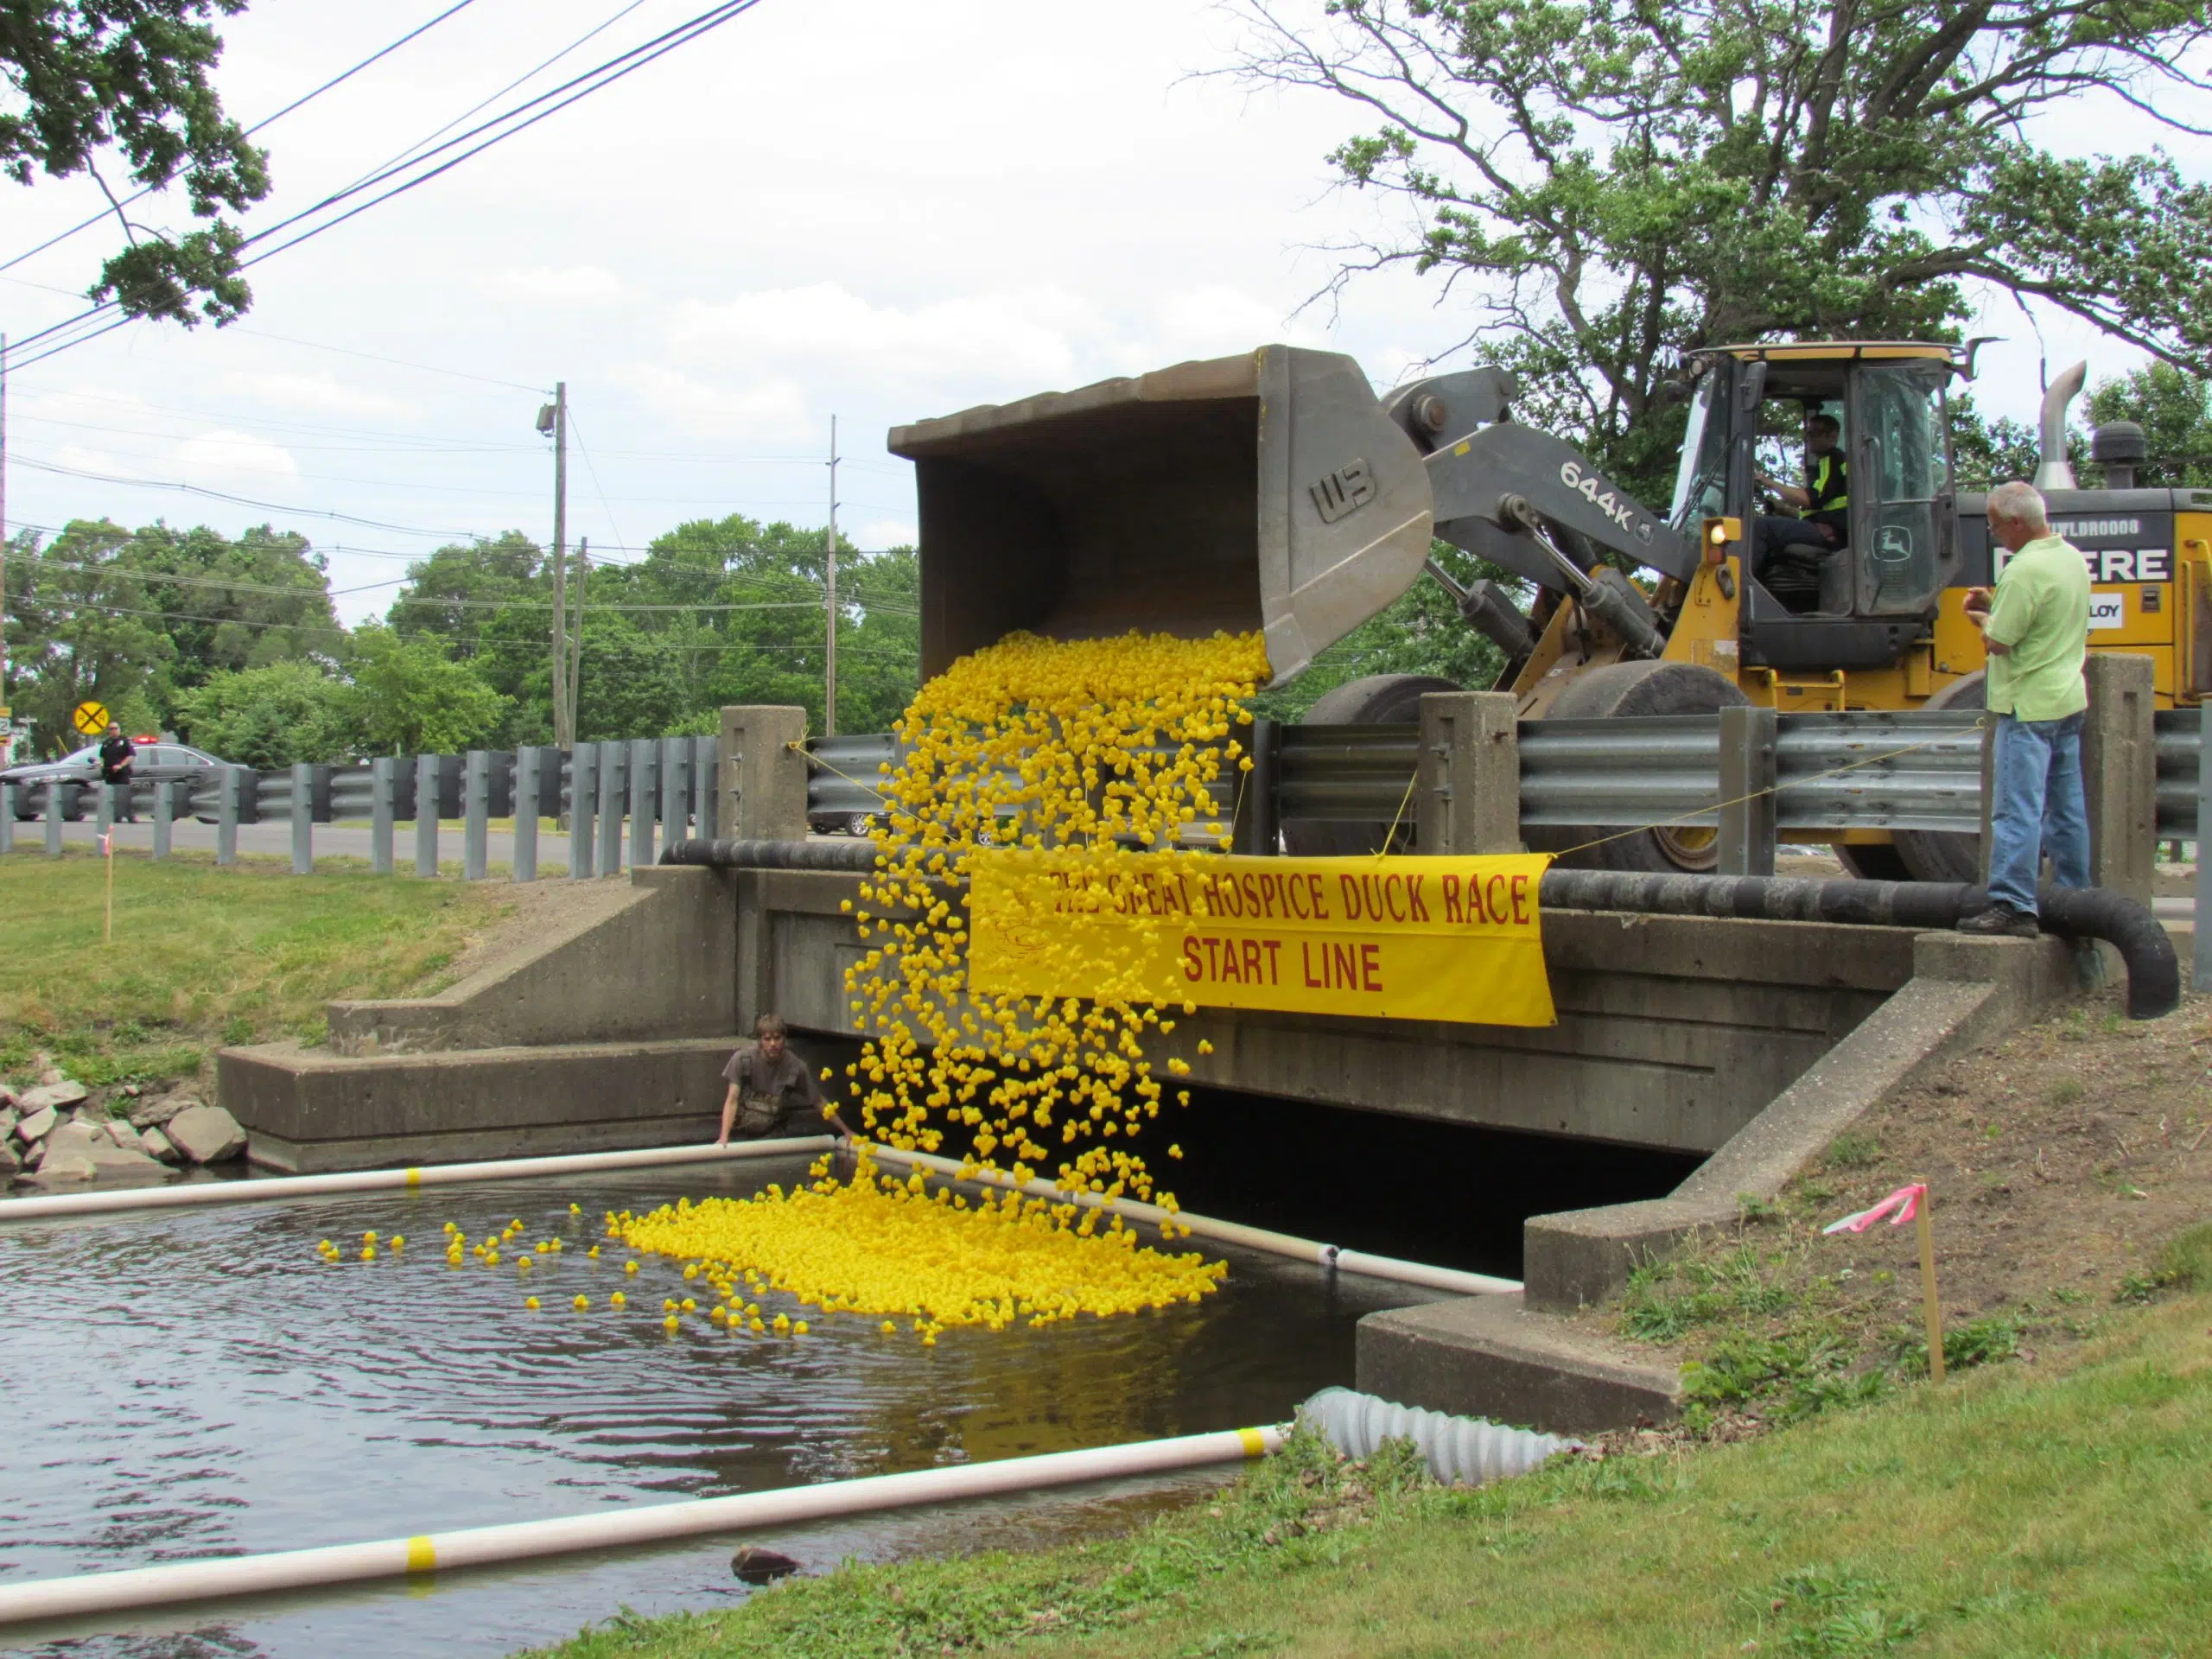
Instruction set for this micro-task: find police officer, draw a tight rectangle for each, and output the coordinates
[99,721,137,823]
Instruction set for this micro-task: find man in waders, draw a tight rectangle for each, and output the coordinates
[716,1013,855,1146]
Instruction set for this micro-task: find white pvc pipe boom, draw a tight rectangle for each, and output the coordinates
[0,1137,840,1224]
[0,1425,1283,1626]
[863,1144,1522,1297]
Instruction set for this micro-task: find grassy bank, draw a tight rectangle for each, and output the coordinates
[0,849,517,1089]
[523,1287,2212,1658]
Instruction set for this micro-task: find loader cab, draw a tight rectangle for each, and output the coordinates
[1672,343,1964,671]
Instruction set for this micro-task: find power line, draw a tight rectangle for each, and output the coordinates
[11,457,480,537]
[0,0,486,277]
[3,1,765,372]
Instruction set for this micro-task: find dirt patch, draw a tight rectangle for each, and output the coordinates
[1590,981,2212,1431]
[416,876,641,994]
[1814,985,2212,1313]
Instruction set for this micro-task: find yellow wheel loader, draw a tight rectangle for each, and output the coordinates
[889,343,2211,877]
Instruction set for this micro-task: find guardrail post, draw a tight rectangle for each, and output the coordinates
[289,762,313,874]
[94,778,113,837]
[719,707,810,841]
[216,768,242,866]
[568,745,596,877]
[512,748,540,882]
[596,741,626,877]
[1230,718,1280,855]
[44,783,62,857]
[693,734,718,837]
[414,753,439,877]
[370,758,395,874]
[2082,652,2156,908]
[0,785,11,855]
[628,737,657,868]
[2196,702,2212,993]
[1717,704,1778,876]
[660,736,688,852]
[463,751,491,880]
[1416,693,1519,855]
[151,780,172,860]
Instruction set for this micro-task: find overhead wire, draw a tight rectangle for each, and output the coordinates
[0,0,487,276]
[3,0,763,373]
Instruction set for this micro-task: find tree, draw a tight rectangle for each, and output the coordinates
[2,518,173,753]
[1254,541,1509,718]
[2,0,270,324]
[2083,365,2212,489]
[173,659,358,766]
[346,626,508,756]
[125,521,340,715]
[1230,0,2212,501]
[1950,392,2041,492]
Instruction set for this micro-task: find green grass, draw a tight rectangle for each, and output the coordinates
[517,1293,2212,1657]
[0,848,512,1090]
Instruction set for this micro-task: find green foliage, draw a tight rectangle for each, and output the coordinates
[2158,1223,2212,1291]
[1823,1131,1882,1173]
[1764,1566,1925,1655]
[0,0,270,324]
[1234,0,2212,487]
[172,658,359,767]
[2083,365,2212,488]
[1949,393,2041,493]
[1252,540,1508,717]
[346,626,508,755]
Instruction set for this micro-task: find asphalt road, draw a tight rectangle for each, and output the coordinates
[15,817,583,870]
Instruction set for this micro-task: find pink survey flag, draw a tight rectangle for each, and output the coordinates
[1822,1182,1926,1235]
[99,832,112,856]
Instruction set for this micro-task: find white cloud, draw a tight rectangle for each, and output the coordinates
[853,515,919,551]
[473,265,629,306]
[168,430,302,480]
[670,283,1094,387]
[609,362,810,438]
[219,372,418,420]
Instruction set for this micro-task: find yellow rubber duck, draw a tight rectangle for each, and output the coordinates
[524,1296,540,1310]
[573,1294,588,1311]
[360,1245,376,1261]
[610,1291,626,1309]
[663,1314,680,1334]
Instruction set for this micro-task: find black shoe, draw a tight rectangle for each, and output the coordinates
[1956,903,2039,938]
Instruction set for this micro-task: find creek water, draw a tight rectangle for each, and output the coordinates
[0,1154,1444,1658]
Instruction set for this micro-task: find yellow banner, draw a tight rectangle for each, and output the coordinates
[967,851,1555,1028]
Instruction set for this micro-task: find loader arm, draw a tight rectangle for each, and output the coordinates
[1425,422,1699,588]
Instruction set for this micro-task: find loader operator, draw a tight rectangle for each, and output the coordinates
[1753,413,1848,608]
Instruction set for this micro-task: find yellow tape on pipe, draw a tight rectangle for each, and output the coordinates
[969,851,1555,1027]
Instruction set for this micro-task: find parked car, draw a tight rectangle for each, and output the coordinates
[3,741,229,821]
[807,807,883,837]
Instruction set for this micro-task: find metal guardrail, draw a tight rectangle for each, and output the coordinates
[808,709,1991,838]
[2156,709,2197,838]
[0,735,720,880]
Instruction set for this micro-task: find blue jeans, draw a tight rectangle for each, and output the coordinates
[1986,712,2090,916]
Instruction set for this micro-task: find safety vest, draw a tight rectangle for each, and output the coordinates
[1807,452,1848,513]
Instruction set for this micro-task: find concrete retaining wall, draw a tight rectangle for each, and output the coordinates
[324,865,738,1055]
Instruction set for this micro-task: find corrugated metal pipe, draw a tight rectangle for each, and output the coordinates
[1299,1387,1576,1486]
[662,842,2177,1021]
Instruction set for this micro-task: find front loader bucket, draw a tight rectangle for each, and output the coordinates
[888,346,1434,684]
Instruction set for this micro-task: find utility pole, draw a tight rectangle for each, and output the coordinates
[824,412,840,737]
[1,333,10,765]
[537,382,571,747]
[569,536,588,736]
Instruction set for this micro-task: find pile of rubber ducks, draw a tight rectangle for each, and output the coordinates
[614,1149,1224,1344]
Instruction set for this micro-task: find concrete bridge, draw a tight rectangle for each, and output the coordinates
[219,700,2127,1434]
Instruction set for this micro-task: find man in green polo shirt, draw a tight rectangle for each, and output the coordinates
[1957,480,2091,936]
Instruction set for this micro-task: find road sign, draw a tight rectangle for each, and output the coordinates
[0,717,12,739]
[72,700,111,737]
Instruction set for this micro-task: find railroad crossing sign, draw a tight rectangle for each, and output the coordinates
[72,699,111,737]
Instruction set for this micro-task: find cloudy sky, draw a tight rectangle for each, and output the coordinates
[0,0,2185,626]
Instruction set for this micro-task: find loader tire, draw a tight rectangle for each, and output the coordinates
[1529,659,1751,874]
[1891,671,1985,885]
[1280,673,1461,856]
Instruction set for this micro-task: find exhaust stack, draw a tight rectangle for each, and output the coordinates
[2034,359,2087,492]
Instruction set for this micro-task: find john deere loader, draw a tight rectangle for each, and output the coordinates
[889,343,2212,878]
